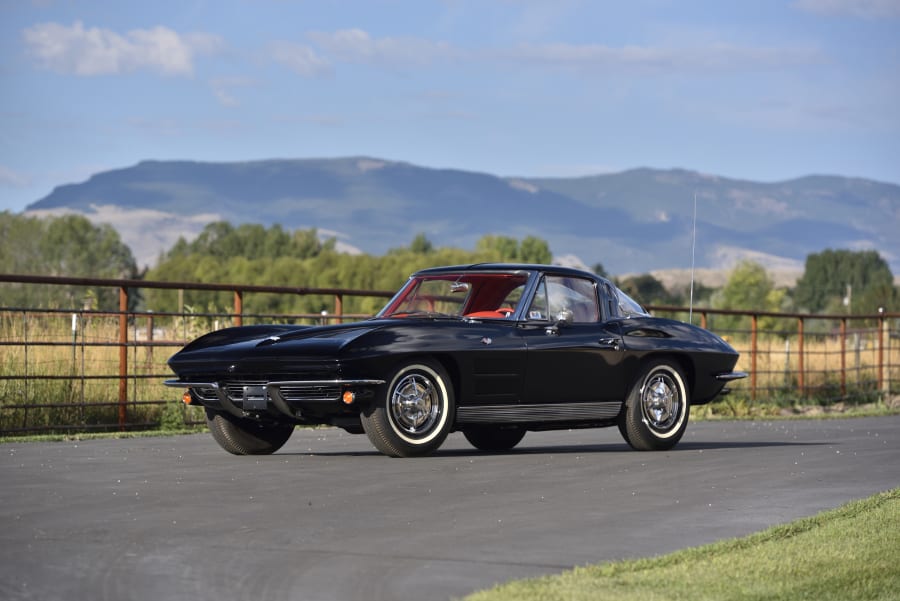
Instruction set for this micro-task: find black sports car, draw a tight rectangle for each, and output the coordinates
[165,263,746,457]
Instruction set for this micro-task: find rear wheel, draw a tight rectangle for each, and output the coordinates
[619,360,689,451]
[362,360,454,457]
[463,426,526,451]
[205,408,294,455]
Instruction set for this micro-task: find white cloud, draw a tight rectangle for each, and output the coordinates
[306,28,456,66]
[793,0,900,18]
[209,76,257,107]
[278,28,819,78]
[0,165,30,188]
[308,30,820,75]
[503,42,823,73]
[269,41,332,76]
[22,20,223,76]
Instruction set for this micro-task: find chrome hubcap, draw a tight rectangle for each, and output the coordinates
[390,374,440,435]
[641,373,680,432]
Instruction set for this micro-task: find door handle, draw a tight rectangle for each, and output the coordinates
[598,337,620,351]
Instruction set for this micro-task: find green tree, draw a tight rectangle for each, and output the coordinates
[617,274,673,306]
[475,234,551,263]
[164,221,330,262]
[0,212,138,310]
[145,222,558,316]
[794,249,895,314]
[591,262,609,278]
[518,236,552,264]
[475,235,519,260]
[409,233,434,254]
[712,261,791,334]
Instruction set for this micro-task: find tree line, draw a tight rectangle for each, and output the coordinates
[0,211,897,322]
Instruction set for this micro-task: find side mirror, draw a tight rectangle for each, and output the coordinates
[545,309,573,336]
[555,309,573,325]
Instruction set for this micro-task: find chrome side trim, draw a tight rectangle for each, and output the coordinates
[456,401,622,424]
[164,379,217,388]
[715,371,748,381]
[267,379,386,387]
[164,379,386,388]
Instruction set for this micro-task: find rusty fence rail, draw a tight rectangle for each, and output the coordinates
[649,305,898,405]
[1,273,898,435]
[0,274,393,434]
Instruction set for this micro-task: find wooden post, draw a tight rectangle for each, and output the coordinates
[840,318,847,399]
[146,313,154,369]
[878,312,885,394]
[334,293,343,324]
[750,314,758,401]
[798,317,805,397]
[118,286,128,430]
[234,290,243,326]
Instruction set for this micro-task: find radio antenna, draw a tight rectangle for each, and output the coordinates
[689,192,697,324]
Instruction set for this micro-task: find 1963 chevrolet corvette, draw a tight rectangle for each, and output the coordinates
[165,263,746,457]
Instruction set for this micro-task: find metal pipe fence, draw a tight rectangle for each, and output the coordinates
[1,274,898,434]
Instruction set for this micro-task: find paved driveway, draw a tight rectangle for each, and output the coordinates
[2,416,898,601]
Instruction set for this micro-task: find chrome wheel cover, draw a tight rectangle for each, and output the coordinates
[390,373,441,436]
[640,372,681,433]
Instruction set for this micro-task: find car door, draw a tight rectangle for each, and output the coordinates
[520,275,627,404]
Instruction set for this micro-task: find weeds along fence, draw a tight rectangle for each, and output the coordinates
[0,274,394,435]
[651,305,899,409]
[1,274,898,435]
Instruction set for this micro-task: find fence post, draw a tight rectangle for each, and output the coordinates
[118,286,128,430]
[750,314,758,401]
[798,317,805,398]
[840,318,847,399]
[234,290,243,326]
[334,293,344,324]
[878,311,885,395]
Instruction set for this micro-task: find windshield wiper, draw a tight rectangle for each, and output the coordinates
[400,311,459,320]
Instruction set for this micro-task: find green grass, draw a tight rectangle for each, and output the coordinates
[0,427,205,444]
[464,488,900,601]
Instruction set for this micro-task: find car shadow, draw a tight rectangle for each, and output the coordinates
[436,440,830,457]
[277,439,828,458]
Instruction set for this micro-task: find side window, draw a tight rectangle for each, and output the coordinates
[527,279,549,320]
[539,276,600,323]
[603,283,617,319]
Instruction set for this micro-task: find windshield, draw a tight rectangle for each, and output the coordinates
[378,272,530,319]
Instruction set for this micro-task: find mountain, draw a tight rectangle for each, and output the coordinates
[24,157,900,278]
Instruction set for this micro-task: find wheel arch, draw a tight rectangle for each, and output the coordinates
[377,351,462,404]
[627,352,694,405]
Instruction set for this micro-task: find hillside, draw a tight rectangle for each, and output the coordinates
[24,157,900,276]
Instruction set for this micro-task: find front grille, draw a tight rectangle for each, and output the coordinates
[276,383,341,402]
[192,387,219,402]
[189,380,342,405]
[224,380,268,402]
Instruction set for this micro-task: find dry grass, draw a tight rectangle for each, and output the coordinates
[1,310,898,433]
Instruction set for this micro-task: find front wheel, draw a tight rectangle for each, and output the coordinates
[362,360,454,457]
[619,360,690,451]
[205,408,294,455]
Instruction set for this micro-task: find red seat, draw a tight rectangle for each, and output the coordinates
[465,310,507,319]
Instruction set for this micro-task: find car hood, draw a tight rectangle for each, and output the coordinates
[168,320,391,370]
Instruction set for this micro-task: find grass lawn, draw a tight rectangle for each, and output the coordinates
[464,487,900,601]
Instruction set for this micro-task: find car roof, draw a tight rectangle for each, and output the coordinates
[411,263,605,281]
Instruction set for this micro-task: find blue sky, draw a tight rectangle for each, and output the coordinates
[1,0,899,213]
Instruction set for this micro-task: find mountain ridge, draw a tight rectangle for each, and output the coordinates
[24,157,900,276]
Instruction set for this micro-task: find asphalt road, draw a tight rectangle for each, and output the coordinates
[2,416,898,601]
